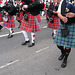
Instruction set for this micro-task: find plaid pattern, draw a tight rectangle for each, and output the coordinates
[47,16,59,29]
[20,13,41,32]
[3,16,15,28]
[16,11,23,22]
[54,23,75,48]
[0,13,2,22]
[36,14,41,23]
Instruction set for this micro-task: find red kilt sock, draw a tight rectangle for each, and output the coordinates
[31,32,35,43]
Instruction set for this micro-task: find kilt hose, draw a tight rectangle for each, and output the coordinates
[3,16,15,28]
[47,16,59,29]
[16,11,23,22]
[0,13,2,22]
[54,23,75,48]
[20,13,41,32]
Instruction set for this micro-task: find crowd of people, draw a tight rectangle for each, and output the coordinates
[0,0,75,68]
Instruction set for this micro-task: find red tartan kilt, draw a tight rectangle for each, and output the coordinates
[0,13,2,22]
[20,13,41,32]
[16,11,23,22]
[47,16,59,29]
[36,14,41,23]
[3,16,15,28]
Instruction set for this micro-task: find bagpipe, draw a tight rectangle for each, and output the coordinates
[47,3,59,23]
[47,3,59,17]
[21,0,44,16]
[61,1,75,24]
[0,1,20,22]
[65,2,75,24]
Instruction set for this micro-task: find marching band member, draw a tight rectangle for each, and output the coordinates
[2,0,15,38]
[54,0,75,68]
[14,0,23,28]
[47,0,59,39]
[20,0,44,47]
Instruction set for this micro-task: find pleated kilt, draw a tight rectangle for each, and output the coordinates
[36,14,41,23]
[16,11,23,22]
[20,13,41,32]
[0,13,2,22]
[47,16,59,29]
[54,23,75,48]
[3,16,15,28]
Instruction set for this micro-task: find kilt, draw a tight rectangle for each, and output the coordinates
[47,16,59,29]
[3,16,15,28]
[0,13,2,22]
[36,14,41,23]
[16,11,23,22]
[54,23,75,48]
[20,13,41,32]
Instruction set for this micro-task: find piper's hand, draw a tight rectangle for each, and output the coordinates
[62,17,68,23]
[22,5,28,11]
[53,11,57,14]
[4,11,8,16]
[66,12,75,18]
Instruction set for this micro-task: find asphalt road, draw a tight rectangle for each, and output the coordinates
[0,17,75,75]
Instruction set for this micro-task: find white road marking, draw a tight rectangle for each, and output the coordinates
[0,59,20,69]
[42,26,47,28]
[0,25,47,38]
[36,46,49,53]
[0,31,22,38]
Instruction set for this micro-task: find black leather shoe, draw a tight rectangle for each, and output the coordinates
[28,43,35,47]
[61,58,67,68]
[8,35,13,38]
[52,33,54,36]
[58,54,65,60]
[21,40,30,45]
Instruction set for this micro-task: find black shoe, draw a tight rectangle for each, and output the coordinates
[21,40,30,45]
[61,58,67,68]
[28,42,35,47]
[52,33,54,36]
[58,54,65,60]
[12,31,14,33]
[8,35,13,38]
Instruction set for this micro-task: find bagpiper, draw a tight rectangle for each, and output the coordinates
[47,0,59,39]
[20,0,44,47]
[54,0,75,68]
[14,0,23,28]
[2,0,18,38]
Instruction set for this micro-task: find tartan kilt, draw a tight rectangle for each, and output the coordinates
[47,16,59,29]
[20,13,41,32]
[36,14,41,23]
[16,11,23,22]
[3,16,15,28]
[0,13,2,22]
[54,23,75,48]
